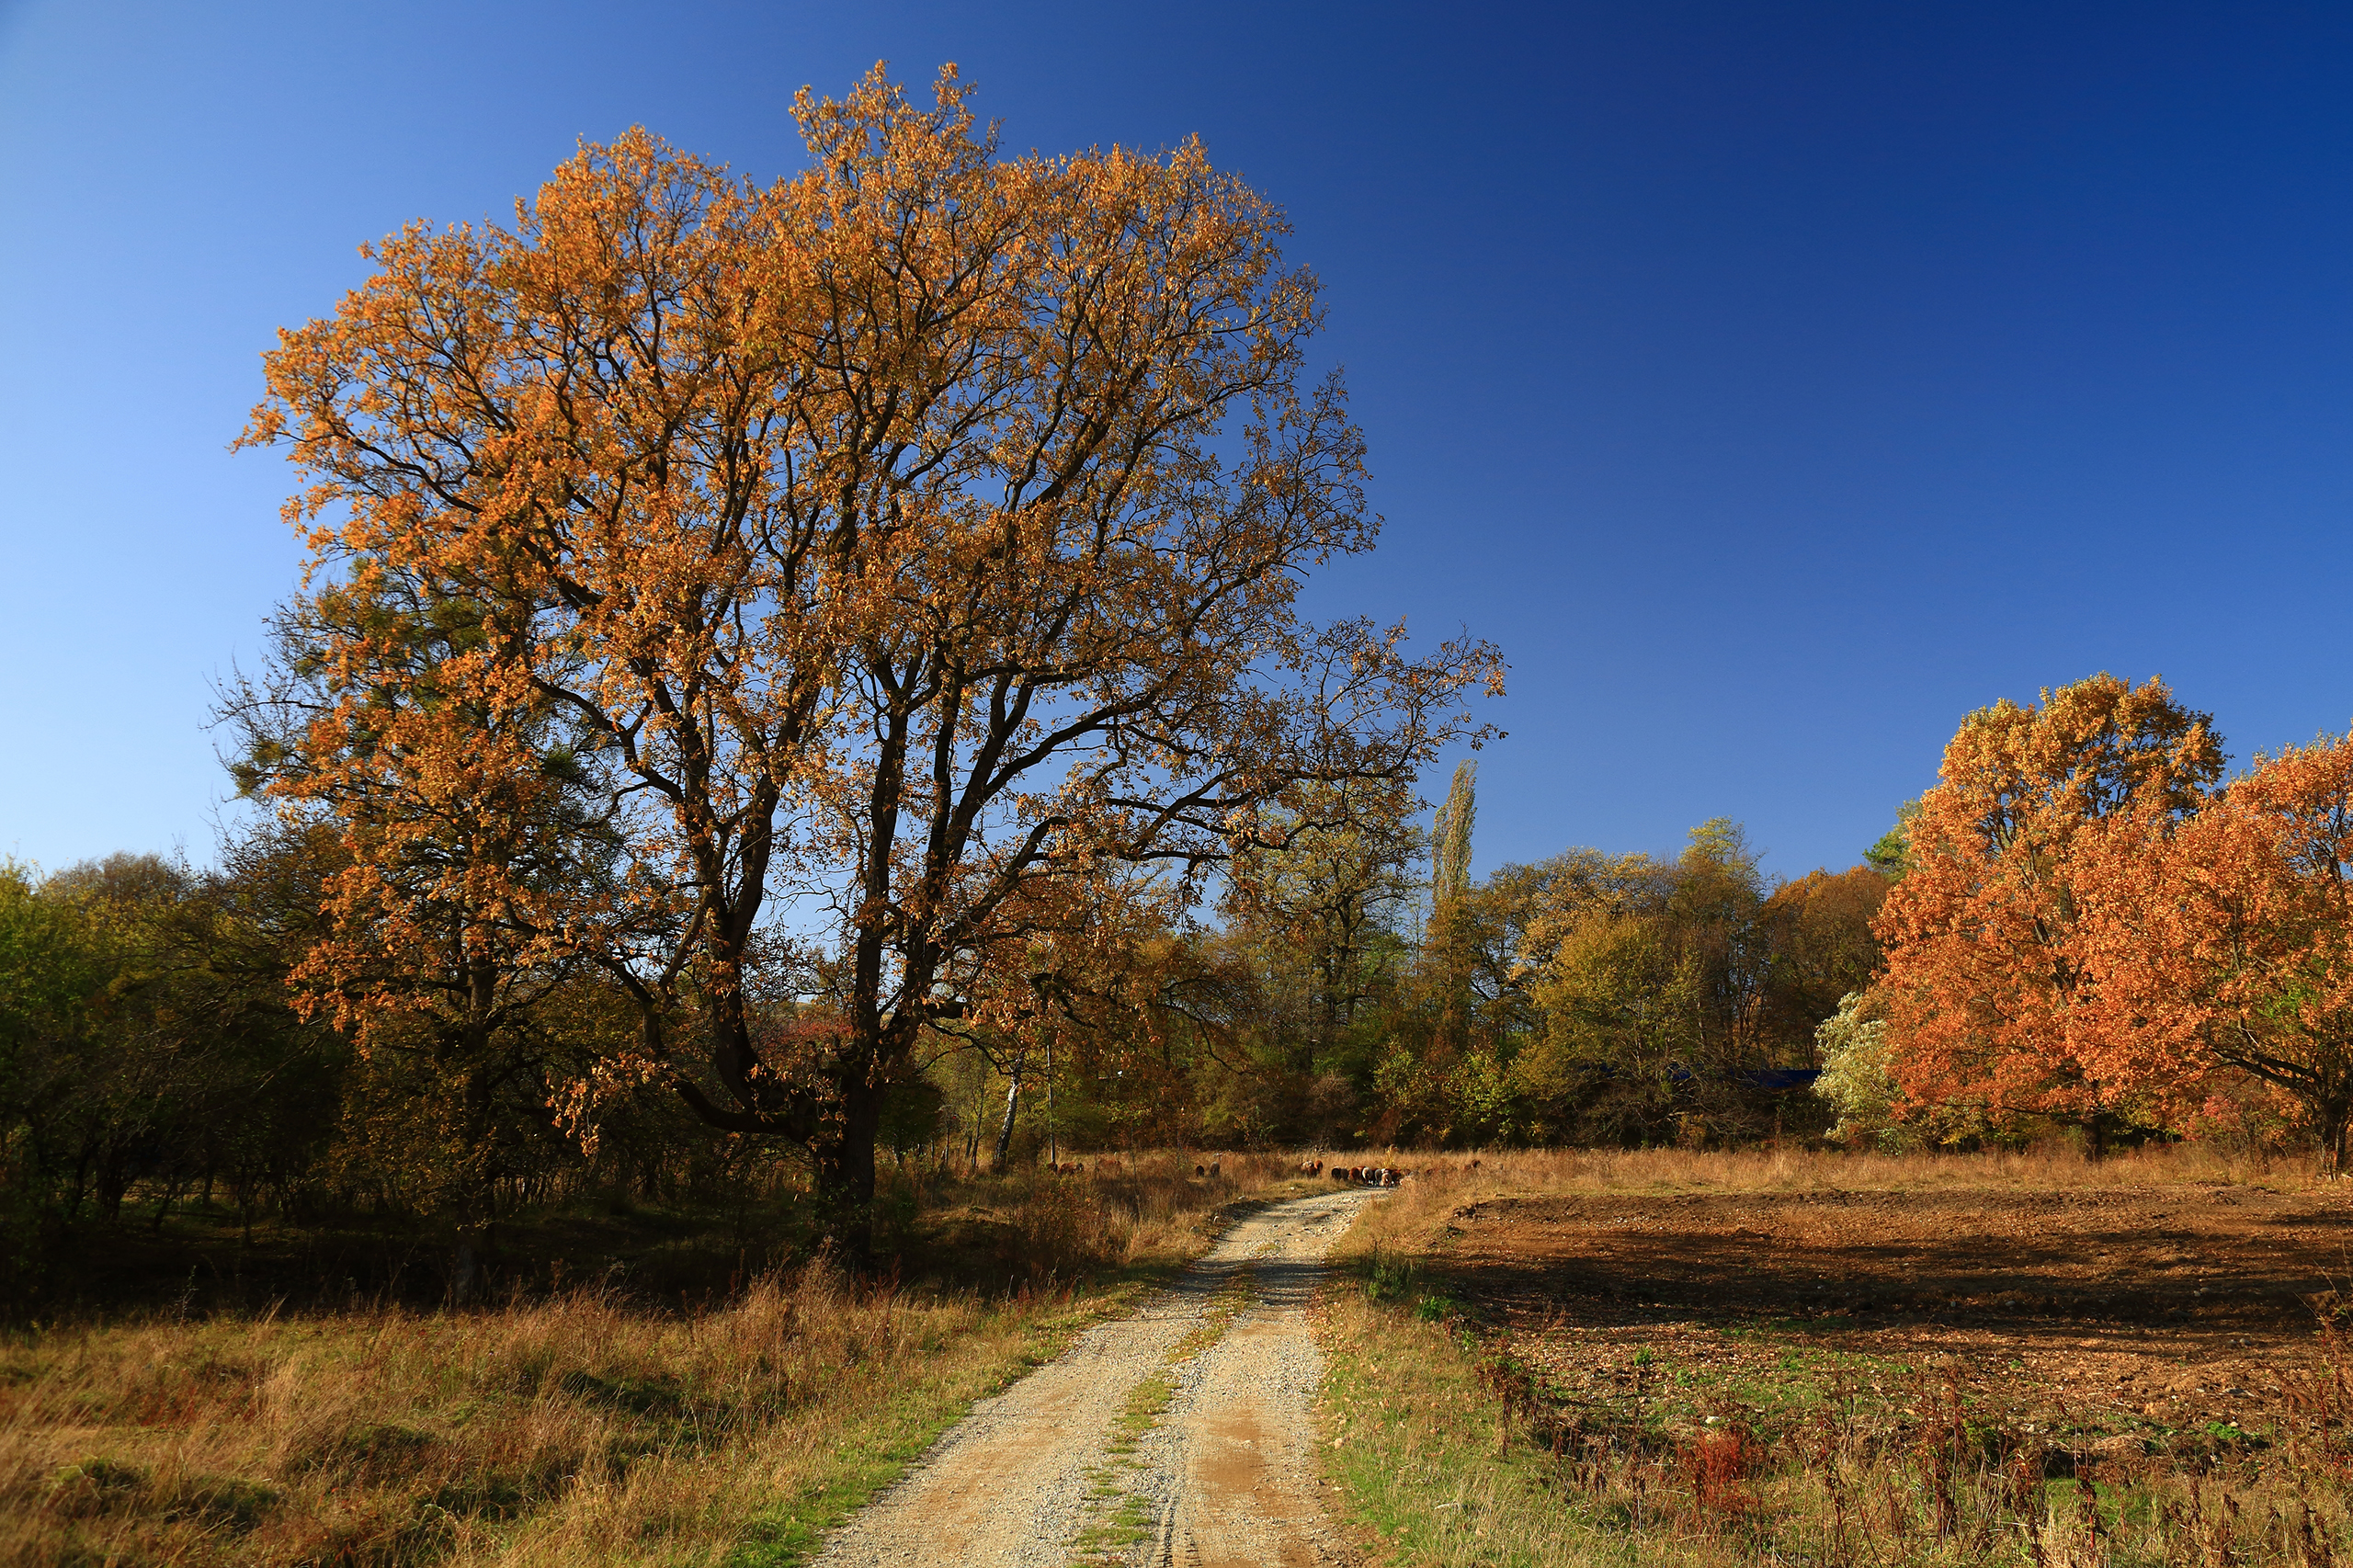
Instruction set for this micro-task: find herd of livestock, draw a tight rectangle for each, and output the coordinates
[1295,1158,1410,1187]
[1036,1156,1447,1188]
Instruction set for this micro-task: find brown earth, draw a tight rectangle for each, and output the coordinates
[811,1187,1373,1567]
[1436,1180,2353,1437]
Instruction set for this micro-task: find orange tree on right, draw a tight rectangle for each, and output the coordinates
[1874,671,2353,1164]
[2078,733,2353,1166]
[1872,674,2222,1149]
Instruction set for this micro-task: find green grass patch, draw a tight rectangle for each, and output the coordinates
[1063,1263,1261,1566]
[723,1290,1142,1567]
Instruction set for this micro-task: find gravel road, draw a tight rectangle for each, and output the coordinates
[811,1187,1379,1568]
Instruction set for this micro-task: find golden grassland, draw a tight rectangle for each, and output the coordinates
[1315,1144,2353,1568]
[0,1151,1312,1568]
[1354,1140,2333,1200]
[24,1142,2346,1567]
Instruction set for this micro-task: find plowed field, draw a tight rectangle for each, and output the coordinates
[1438,1177,2352,1439]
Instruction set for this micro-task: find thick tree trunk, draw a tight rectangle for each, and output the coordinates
[812,1080,882,1262]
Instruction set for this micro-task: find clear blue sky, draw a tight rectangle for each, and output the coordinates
[3,1,2347,882]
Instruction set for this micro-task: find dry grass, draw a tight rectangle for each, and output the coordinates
[1354,1142,2332,1219]
[0,1149,1306,1567]
[896,1148,1308,1283]
[1317,1142,2353,1567]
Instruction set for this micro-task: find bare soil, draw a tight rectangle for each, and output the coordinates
[1437,1179,2353,1438]
[812,1187,1375,1567]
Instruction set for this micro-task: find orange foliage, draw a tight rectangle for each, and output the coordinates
[1754,864,1889,1048]
[2078,733,2353,1162]
[237,66,1498,1244]
[1873,675,2223,1138]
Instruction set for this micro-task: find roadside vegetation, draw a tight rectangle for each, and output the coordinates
[0,1154,1309,1568]
[1319,1147,2353,1567]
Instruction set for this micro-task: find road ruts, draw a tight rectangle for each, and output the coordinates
[807,1187,1378,1568]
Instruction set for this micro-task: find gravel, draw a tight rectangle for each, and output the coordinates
[810,1187,1380,1567]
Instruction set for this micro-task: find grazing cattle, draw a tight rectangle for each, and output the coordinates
[1298,1158,1324,1176]
[1208,1161,1222,1178]
[1195,1164,1207,1176]
[1329,1168,1349,1183]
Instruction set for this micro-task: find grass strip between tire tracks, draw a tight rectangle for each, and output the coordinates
[1064,1263,1262,1566]
[728,1197,1286,1568]
[722,1286,1135,1567]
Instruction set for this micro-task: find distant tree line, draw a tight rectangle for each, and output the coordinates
[24,670,2344,1303]
[0,749,1902,1293]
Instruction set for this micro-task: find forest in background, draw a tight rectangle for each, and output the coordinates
[8,67,2353,1309]
[17,665,2353,1310]
[0,757,1889,1300]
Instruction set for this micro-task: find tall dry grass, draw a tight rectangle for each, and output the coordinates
[901,1147,1305,1282]
[1344,1139,2331,1242]
[3,1265,1026,1566]
[2,1148,1309,1567]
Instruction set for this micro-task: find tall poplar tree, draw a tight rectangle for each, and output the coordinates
[1426,761,1479,1052]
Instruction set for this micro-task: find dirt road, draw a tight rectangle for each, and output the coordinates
[812,1187,1376,1568]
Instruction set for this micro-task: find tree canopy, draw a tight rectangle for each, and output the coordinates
[235,66,1501,1247]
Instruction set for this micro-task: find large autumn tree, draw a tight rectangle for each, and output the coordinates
[241,66,1498,1249]
[2078,733,2353,1165]
[1873,674,2223,1145]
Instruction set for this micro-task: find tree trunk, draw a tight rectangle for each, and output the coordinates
[993,1072,1021,1172]
[451,1225,483,1307]
[813,1079,882,1262]
[97,1142,131,1224]
[997,1074,1026,1158]
[150,1174,187,1234]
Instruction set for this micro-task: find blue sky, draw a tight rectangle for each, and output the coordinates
[2,1,2347,882]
